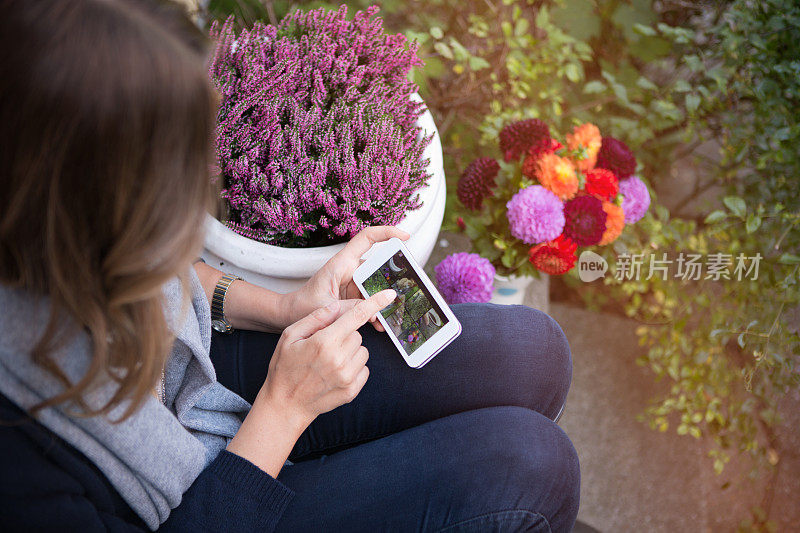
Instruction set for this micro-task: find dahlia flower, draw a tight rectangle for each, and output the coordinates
[534,152,579,200]
[505,185,565,244]
[435,253,496,304]
[584,168,619,201]
[521,138,563,179]
[599,202,625,245]
[528,235,578,275]
[457,157,500,210]
[566,123,602,172]
[563,195,608,246]
[596,137,637,180]
[618,175,651,223]
[498,119,550,162]
[210,6,430,247]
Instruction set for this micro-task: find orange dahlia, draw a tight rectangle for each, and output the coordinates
[534,152,578,200]
[599,201,625,245]
[521,138,563,179]
[566,123,602,172]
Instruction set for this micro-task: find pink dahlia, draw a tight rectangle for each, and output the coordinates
[435,253,496,304]
[595,137,637,180]
[618,175,651,223]
[498,119,550,162]
[506,185,566,245]
[563,195,608,246]
[457,157,500,210]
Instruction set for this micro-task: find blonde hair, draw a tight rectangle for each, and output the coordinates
[0,0,218,420]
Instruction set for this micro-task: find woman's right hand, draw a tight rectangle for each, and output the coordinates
[226,288,397,477]
[260,288,396,425]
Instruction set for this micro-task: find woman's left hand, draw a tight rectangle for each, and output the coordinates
[286,226,410,331]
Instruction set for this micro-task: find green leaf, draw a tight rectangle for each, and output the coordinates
[549,0,599,41]
[722,196,746,218]
[745,214,761,234]
[685,94,701,113]
[583,80,607,94]
[468,56,490,71]
[633,23,656,36]
[704,210,727,224]
[673,79,692,93]
[684,55,703,72]
[636,76,658,91]
[429,26,443,40]
[778,253,800,265]
[501,248,516,268]
[514,18,529,37]
[564,64,581,83]
[433,42,453,60]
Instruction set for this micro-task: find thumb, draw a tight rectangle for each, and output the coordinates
[284,300,342,340]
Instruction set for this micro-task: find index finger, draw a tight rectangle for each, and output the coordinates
[328,288,396,336]
[341,226,410,265]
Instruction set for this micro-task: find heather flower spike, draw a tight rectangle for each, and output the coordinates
[210,6,431,247]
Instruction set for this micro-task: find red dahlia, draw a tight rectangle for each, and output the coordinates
[595,137,637,180]
[521,138,564,179]
[584,168,619,201]
[529,235,578,275]
[499,119,550,162]
[457,157,500,210]
[563,195,608,246]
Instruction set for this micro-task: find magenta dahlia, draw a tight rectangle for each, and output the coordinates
[563,195,608,246]
[595,137,637,179]
[619,175,651,223]
[457,157,500,210]
[499,119,551,162]
[435,253,496,304]
[505,185,565,244]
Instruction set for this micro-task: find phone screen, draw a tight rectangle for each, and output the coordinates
[361,250,449,355]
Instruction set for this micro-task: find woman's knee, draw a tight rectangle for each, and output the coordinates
[455,407,581,532]
[453,303,573,414]
[515,305,572,397]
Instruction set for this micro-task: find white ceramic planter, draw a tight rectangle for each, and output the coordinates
[202,94,446,294]
[490,274,550,313]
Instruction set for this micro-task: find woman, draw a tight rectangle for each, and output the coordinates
[0,0,580,531]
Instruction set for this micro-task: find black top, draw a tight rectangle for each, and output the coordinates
[0,393,294,532]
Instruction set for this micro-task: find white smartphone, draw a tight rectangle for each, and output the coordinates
[353,237,461,368]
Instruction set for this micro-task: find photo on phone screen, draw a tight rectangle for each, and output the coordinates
[361,250,449,354]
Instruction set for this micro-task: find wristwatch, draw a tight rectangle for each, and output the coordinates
[211,273,242,333]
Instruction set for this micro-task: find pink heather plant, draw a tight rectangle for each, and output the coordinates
[210,6,431,247]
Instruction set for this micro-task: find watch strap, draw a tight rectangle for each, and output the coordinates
[211,273,241,332]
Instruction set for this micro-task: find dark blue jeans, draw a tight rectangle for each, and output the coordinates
[210,303,580,532]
